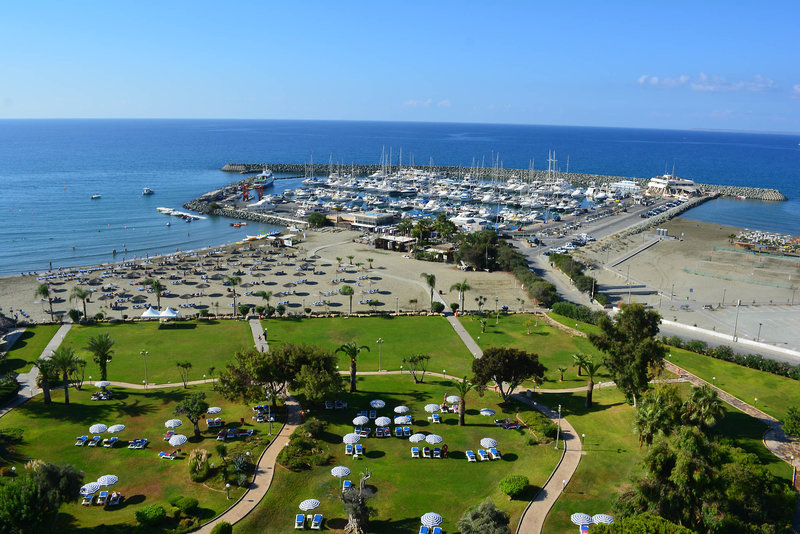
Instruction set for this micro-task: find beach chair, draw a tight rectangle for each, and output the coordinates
[237,429,254,437]
[494,418,510,426]
[359,427,370,438]
[375,427,385,438]
[422,447,431,458]
[108,492,122,506]
[369,410,377,419]
[128,439,138,449]
[310,514,322,530]
[345,444,354,455]
[432,527,443,534]
[96,491,108,505]
[88,436,101,447]
[383,426,390,436]
[164,430,174,441]
[394,427,403,438]
[226,429,236,440]
[466,450,477,462]
[353,426,362,435]
[403,426,411,437]
[217,430,226,441]
[357,410,367,417]
[343,480,352,491]
[432,414,442,424]
[75,435,88,446]
[135,438,148,449]
[103,437,118,448]
[419,526,430,534]
[294,513,305,529]
[478,449,490,461]
[411,447,420,458]
[324,401,334,410]
[159,451,176,460]
[433,447,442,458]
[504,421,520,430]
[81,494,94,505]
[490,447,501,460]
[354,444,363,457]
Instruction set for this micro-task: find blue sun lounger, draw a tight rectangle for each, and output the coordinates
[294,513,305,529]
[310,514,323,529]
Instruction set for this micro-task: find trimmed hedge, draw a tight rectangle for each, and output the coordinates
[551,301,603,325]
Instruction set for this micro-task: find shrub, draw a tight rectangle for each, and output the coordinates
[211,522,233,534]
[551,301,603,325]
[431,302,445,313]
[594,292,609,306]
[67,309,83,323]
[303,418,326,439]
[135,504,166,526]
[0,466,12,477]
[175,496,199,514]
[499,474,529,499]
[307,212,330,228]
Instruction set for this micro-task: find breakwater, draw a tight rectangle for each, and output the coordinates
[221,163,787,201]
[183,199,307,228]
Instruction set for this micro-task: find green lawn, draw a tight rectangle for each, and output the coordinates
[547,312,603,336]
[263,316,475,378]
[666,347,800,421]
[541,384,793,534]
[62,320,253,385]
[235,374,562,533]
[0,324,61,375]
[0,384,275,532]
[457,314,611,388]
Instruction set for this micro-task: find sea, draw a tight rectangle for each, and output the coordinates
[1,119,798,277]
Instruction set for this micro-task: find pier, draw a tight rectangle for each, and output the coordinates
[221,163,788,201]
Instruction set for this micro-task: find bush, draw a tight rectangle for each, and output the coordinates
[551,301,602,325]
[431,302,445,313]
[307,212,330,228]
[594,292,609,306]
[499,474,529,499]
[211,522,233,534]
[175,496,199,514]
[0,466,12,477]
[135,504,166,526]
[303,418,327,439]
[277,429,332,471]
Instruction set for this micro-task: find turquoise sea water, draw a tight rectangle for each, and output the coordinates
[0,120,798,276]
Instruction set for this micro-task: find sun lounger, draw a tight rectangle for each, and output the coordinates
[478,449,490,461]
[359,427,370,438]
[376,427,385,438]
[354,444,363,456]
[368,410,376,419]
[96,491,108,505]
[345,444,354,455]
[217,430,226,441]
[357,410,367,417]
[108,492,122,506]
[432,413,442,423]
[88,436,101,447]
[164,430,174,440]
[135,438,148,449]
[383,426,390,436]
[226,429,236,440]
[334,400,346,409]
[411,447,420,458]
[394,427,403,438]
[494,418,510,426]
[159,451,177,460]
[419,526,430,534]
[432,527,443,534]
[81,494,94,505]
[295,513,305,529]
[504,421,520,430]
[310,514,322,530]
[403,426,411,437]
[324,401,334,410]
[343,479,352,491]
[75,435,88,446]
[422,447,431,458]
[490,447,501,460]
[466,450,477,462]
[103,437,118,448]
[237,429,253,437]
[433,447,441,458]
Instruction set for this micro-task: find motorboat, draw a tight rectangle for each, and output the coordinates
[142,187,154,195]
[253,167,275,187]
[90,194,101,199]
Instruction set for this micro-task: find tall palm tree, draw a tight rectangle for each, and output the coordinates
[33,358,55,404]
[341,285,355,315]
[85,333,115,381]
[224,275,242,318]
[49,346,80,405]
[35,283,54,319]
[449,279,471,312]
[70,286,91,320]
[682,385,725,430]
[583,360,604,408]
[336,342,369,393]
[572,353,590,377]
[633,400,665,447]
[366,258,374,269]
[633,387,681,446]
[143,278,165,309]
[397,219,412,237]
[257,290,273,308]
[420,272,436,306]
[453,376,473,426]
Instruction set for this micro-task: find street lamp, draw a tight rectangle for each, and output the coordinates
[225,483,231,499]
[754,397,758,406]
[376,338,384,372]
[442,369,446,377]
[140,350,149,388]
[757,322,763,342]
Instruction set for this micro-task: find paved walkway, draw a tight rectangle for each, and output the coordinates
[249,318,269,352]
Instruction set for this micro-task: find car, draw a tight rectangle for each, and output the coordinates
[702,304,714,310]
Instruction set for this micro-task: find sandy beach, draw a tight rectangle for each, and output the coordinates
[1,228,531,325]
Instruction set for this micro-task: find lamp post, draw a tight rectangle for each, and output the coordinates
[555,404,562,450]
[757,322,762,343]
[225,483,231,499]
[495,296,498,313]
[754,397,758,407]
[376,338,384,372]
[733,303,741,341]
[722,287,726,307]
[140,350,149,388]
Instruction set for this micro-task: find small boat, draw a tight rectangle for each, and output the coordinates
[90,194,101,199]
[166,221,171,227]
[142,187,154,195]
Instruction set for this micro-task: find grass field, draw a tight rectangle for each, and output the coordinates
[61,320,253,385]
[0,384,274,531]
[457,313,611,388]
[0,324,61,375]
[262,316,476,378]
[547,312,603,336]
[234,374,562,534]
[541,384,793,534]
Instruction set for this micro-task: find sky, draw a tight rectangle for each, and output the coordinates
[1,1,799,132]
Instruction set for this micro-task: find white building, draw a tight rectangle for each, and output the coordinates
[647,175,700,197]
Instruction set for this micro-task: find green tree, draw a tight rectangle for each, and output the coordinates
[782,405,800,438]
[0,477,47,534]
[341,285,355,315]
[33,359,55,405]
[453,376,473,426]
[456,497,510,534]
[420,272,436,306]
[592,513,693,533]
[528,281,558,308]
[49,346,80,405]
[681,385,725,431]
[307,212,329,228]
[28,461,84,530]
[175,392,209,439]
[412,218,432,246]
[572,352,590,377]
[69,286,91,320]
[475,295,487,313]
[336,342,369,393]
[397,218,412,237]
[67,309,82,323]
[142,278,165,309]
[472,346,546,402]
[498,474,528,500]
[366,257,374,269]
[402,354,431,383]
[215,348,290,408]
[176,360,192,388]
[35,284,54,319]
[224,275,242,318]
[256,290,273,310]
[449,279,472,312]
[583,359,604,408]
[557,366,567,382]
[589,303,665,406]
[84,333,115,381]
[633,386,682,446]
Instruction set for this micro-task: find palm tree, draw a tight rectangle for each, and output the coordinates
[449,279,472,312]
[366,258,374,269]
[225,275,242,318]
[336,342,369,393]
[557,367,567,382]
[572,353,590,377]
[479,318,487,333]
[420,272,436,306]
[453,376,473,426]
[85,333,115,381]
[346,255,355,266]
[682,385,725,430]
[397,219,412,237]
[341,285,355,315]
[633,400,665,447]
[49,346,80,405]
[143,278,165,309]
[336,257,343,267]
[36,283,54,319]
[70,286,91,320]
[475,295,487,314]
[257,290,273,314]
[583,360,604,408]
[33,358,55,404]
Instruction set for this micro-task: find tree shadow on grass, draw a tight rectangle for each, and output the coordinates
[113,399,156,418]
[158,323,196,330]
[364,450,385,459]
[369,517,424,533]
[7,330,35,350]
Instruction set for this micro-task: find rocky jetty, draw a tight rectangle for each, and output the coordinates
[183,199,307,227]
[221,163,787,201]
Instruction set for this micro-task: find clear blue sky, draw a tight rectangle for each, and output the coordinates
[2,1,798,131]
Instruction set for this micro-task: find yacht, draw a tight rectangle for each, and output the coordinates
[253,167,275,187]
[90,194,101,199]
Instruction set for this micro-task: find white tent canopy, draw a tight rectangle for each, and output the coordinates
[160,307,179,318]
[141,306,161,318]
